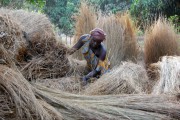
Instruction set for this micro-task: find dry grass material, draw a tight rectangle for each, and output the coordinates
[97,13,138,67]
[68,57,89,76]
[84,62,149,95]
[0,65,62,120]
[152,56,180,94]
[20,44,70,80]
[35,77,82,94]
[35,84,180,120]
[144,18,179,68]
[73,2,96,60]
[0,8,71,80]
[0,13,27,62]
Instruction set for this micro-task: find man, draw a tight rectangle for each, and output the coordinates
[69,28,110,84]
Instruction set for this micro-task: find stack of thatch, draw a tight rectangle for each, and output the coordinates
[0,13,26,64]
[73,2,96,60]
[0,8,70,80]
[84,62,149,95]
[0,65,62,120]
[97,13,138,67]
[144,18,179,68]
[152,56,180,94]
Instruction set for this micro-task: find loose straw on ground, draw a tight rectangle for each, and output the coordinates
[35,84,180,120]
[0,65,62,120]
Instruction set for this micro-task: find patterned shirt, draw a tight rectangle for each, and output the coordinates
[81,34,110,75]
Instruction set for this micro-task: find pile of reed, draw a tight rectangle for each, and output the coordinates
[97,13,138,67]
[152,56,180,94]
[144,18,179,68]
[0,8,71,80]
[72,2,96,60]
[84,62,149,95]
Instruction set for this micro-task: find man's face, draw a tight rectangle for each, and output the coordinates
[90,38,102,48]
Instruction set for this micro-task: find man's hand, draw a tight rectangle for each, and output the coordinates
[67,48,76,55]
[81,76,88,86]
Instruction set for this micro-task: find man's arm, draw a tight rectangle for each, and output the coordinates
[68,35,87,55]
[83,45,107,81]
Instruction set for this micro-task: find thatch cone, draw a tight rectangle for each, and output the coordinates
[84,62,149,95]
[73,2,96,60]
[36,76,82,94]
[35,84,180,120]
[144,18,179,68]
[152,56,180,94]
[0,13,27,62]
[0,8,71,80]
[0,65,62,120]
[97,13,138,67]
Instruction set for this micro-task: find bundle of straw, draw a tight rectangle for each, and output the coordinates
[20,43,70,80]
[73,2,96,60]
[152,56,180,94]
[35,84,180,120]
[0,8,71,79]
[68,57,88,76]
[84,62,149,95]
[0,13,26,62]
[144,18,179,67]
[97,13,138,67]
[0,65,62,120]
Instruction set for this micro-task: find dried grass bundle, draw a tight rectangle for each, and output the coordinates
[0,13,26,62]
[152,56,180,94]
[0,8,71,79]
[0,65,62,120]
[144,17,179,67]
[20,43,70,80]
[73,2,96,59]
[84,62,149,95]
[68,57,89,76]
[97,13,138,67]
[35,84,180,120]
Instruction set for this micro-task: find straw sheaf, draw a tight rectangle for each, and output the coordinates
[97,13,138,67]
[20,46,70,80]
[35,84,180,120]
[68,57,89,76]
[84,62,149,95]
[73,2,96,60]
[144,18,179,67]
[0,65,62,120]
[0,8,71,79]
[0,13,26,62]
[152,56,180,94]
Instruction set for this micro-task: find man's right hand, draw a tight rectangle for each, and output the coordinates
[67,48,76,55]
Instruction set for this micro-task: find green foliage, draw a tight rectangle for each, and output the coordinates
[0,0,45,9]
[89,0,132,13]
[43,0,79,35]
[168,15,180,33]
[130,0,180,29]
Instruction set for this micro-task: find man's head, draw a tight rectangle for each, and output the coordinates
[90,28,106,48]
[90,28,106,42]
